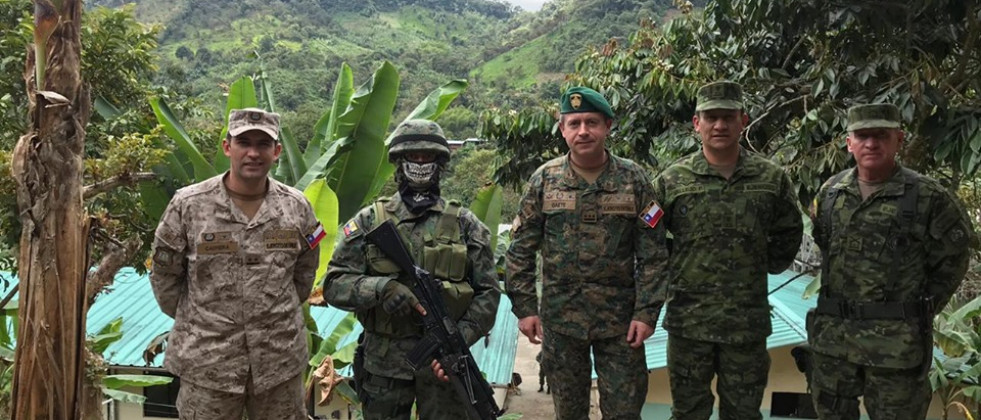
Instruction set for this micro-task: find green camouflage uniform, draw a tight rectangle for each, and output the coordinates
[507,152,668,420]
[654,146,803,420]
[151,174,320,419]
[809,116,973,420]
[325,119,500,420]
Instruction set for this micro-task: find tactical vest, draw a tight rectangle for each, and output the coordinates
[363,198,474,337]
[816,168,930,320]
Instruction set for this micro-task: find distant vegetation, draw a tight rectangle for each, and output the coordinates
[82,0,679,139]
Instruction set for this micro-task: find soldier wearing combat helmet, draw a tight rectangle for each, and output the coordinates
[324,119,500,419]
[150,108,321,418]
[808,103,974,419]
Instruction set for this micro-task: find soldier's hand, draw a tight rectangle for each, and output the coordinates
[380,281,425,316]
[519,316,544,344]
[626,320,654,349]
[431,359,450,383]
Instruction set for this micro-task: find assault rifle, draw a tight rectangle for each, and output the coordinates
[366,220,502,420]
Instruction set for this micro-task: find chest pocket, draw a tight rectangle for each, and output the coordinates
[422,202,472,320]
[367,200,473,322]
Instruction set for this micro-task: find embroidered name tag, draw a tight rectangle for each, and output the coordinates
[601,193,635,215]
[198,231,238,254]
[265,229,298,250]
[543,191,576,211]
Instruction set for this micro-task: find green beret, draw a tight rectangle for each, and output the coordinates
[560,87,614,119]
[846,104,901,131]
[695,81,743,111]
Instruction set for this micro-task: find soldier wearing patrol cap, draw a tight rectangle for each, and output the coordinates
[506,86,669,419]
[150,108,322,419]
[324,119,500,419]
[808,104,974,419]
[653,81,803,420]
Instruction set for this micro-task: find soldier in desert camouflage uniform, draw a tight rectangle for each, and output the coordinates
[653,81,803,420]
[507,87,668,420]
[150,108,321,419]
[808,104,974,419]
[324,119,500,420]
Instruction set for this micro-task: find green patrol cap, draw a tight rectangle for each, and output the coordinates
[560,87,614,119]
[846,104,901,131]
[695,81,743,111]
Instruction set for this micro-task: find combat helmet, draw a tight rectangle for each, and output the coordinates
[388,119,451,162]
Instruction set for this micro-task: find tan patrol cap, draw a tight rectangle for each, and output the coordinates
[228,108,280,141]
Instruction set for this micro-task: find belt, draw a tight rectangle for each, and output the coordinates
[365,373,414,389]
[815,298,928,320]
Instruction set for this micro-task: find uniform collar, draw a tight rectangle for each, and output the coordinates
[215,172,279,226]
[559,151,623,192]
[836,165,909,198]
[386,192,445,220]
[690,147,758,179]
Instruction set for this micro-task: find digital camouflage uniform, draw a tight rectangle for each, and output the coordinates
[654,144,802,420]
[150,174,320,419]
[808,104,974,420]
[507,151,668,420]
[324,119,500,420]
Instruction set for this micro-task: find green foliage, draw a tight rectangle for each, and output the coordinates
[441,146,521,222]
[485,0,981,203]
[931,295,981,419]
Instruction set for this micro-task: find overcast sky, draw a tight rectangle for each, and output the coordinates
[506,0,548,11]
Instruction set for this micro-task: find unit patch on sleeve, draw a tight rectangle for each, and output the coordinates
[640,200,664,228]
[306,222,326,249]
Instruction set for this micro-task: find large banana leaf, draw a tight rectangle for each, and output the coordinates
[214,76,259,173]
[150,97,217,181]
[469,184,504,251]
[93,95,122,120]
[364,79,470,205]
[256,71,306,185]
[303,179,339,289]
[306,64,355,168]
[294,62,400,224]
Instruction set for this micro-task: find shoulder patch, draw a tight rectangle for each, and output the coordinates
[640,200,664,228]
[306,222,326,249]
[342,220,360,239]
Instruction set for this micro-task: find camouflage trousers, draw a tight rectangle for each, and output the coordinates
[361,367,472,419]
[667,334,769,420]
[544,328,647,420]
[810,352,930,420]
[176,373,305,420]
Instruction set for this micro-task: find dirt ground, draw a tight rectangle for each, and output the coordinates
[504,333,602,419]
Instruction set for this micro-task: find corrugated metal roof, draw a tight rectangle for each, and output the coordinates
[0,268,519,386]
[638,270,817,373]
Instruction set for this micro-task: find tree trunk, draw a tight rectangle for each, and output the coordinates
[9,0,91,418]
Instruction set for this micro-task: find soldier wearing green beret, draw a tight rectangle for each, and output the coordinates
[506,86,669,419]
[653,81,804,420]
[808,104,974,419]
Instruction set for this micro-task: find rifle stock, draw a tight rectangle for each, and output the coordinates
[366,220,502,420]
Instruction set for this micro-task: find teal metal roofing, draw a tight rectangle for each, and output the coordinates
[638,270,817,373]
[0,268,519,387]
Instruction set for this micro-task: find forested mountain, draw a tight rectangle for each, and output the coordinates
[83,0,685,138]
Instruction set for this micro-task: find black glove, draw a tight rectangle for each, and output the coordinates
[380,281,420,316]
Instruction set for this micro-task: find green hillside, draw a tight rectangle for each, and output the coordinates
[80,0,685,137]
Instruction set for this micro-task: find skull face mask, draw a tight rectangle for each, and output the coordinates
[401,160,439,188]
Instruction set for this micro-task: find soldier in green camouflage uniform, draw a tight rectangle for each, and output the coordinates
[324,119,500,420]
[507,87,668,420]
[808,104,974,420]
[653,82,803,420]
[151,108,321,419]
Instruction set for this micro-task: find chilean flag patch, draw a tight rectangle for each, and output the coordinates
[640,200,664,228]
[306,223,326,249]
